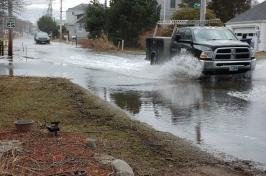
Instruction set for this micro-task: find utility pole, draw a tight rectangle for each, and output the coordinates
[8,0,13,57]
[47,0,53,17]
[163,0,166,22]
[60,0,63,40]
[200,0,206,26]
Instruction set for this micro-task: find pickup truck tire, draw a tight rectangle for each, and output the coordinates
[150,52,157,65]
[242,71,252,79]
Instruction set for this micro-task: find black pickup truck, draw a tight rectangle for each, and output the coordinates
[146,27,256,74]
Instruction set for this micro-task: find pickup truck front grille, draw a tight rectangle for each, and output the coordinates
[215,47,250,60]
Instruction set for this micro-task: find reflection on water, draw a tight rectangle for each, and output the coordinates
[97,77,262,164]
[0,57,14,76]
[9,58,14,76]
[103,77,253,143]
[110,91,142,115]
[156,80,203,123]
[196,122,202,144]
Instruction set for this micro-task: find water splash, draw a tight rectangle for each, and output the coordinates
[156,54,204,80]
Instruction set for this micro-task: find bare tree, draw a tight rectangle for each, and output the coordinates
[0,0,27,15]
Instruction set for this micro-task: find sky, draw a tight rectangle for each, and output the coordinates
[21,0,107,23]
[21,0,266,23]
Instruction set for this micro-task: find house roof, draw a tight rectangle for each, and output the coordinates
[227,1,266,23]
[68,4,88,12]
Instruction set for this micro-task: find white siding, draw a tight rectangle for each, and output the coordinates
[66,10,77,25]
[65,5,89,39]
[226,22,266,52]
[158,0,181,20]
[261,23,266,51]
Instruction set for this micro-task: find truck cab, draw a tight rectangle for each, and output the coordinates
[146,25,256,74]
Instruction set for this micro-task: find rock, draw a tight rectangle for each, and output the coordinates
[0,140,23,157]
[111,159,134,176]
[94,153,115,165]
[85,138,97,150]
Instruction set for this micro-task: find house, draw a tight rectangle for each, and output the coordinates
[156,0,213,21]
[65,4,89,39]
[226,1,266,52]
[157,0,181,21]
[0,11,33,38]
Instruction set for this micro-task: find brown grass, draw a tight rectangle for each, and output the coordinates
[138,26,174,49]
[255,52,266,59]
[0,131,111,176]
[78,36,117,51]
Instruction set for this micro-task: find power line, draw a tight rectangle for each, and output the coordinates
[46,0,53,17]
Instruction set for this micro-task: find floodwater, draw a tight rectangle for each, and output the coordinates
[1,37,266,167]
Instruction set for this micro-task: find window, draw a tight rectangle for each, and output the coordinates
[184,30,192,40]
[170,0,176,8]
[248,33,254,36]
[79,23,83,31]
[178,29,186,40]
[193,29,238,42]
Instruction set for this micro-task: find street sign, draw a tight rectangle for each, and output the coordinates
[193,3,201,9]
[6,17,16,29]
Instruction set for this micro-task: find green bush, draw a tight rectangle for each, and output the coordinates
[105,0,160,47]
[37,16,58,37]
[85,2,106,39]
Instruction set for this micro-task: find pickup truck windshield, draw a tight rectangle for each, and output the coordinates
[193,29,237,42]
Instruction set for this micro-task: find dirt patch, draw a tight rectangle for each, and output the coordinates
[0,76,265,176]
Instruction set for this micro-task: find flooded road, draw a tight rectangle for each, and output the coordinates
[1,37,266,166]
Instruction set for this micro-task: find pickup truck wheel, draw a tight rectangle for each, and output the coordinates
[150,52,157,65]
[243,71,252,79]
[238,71,252,80]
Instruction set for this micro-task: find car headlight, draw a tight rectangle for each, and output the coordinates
[194,45,214,60]
[250,48,256,58]
[200,51,214,60]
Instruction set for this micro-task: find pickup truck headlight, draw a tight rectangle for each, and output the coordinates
[194,45,214,60]
[200,51,214,60]
[250,48,256,58]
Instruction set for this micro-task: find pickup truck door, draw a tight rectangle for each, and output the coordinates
[177,29,193,55]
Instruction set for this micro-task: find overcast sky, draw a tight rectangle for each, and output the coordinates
[21,0,266,23]
[21,0,107,23]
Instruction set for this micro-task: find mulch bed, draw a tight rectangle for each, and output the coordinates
[0,130,113,176]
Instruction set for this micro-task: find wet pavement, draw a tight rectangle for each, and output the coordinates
[1,37,266,167]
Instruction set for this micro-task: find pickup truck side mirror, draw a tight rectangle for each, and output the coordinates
[175,34,181,41]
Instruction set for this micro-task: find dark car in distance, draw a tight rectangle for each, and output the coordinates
[34,32,50,44]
